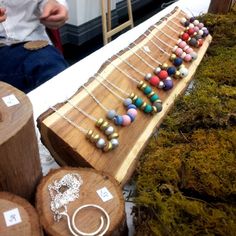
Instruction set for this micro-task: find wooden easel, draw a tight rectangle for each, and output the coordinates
[101,0,134,45]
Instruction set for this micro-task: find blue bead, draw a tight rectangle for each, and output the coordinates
[127,104,137,110]
[173,58,183,67]
[127,113,135,122]
[167,67,176,76]
[114,115,123,126]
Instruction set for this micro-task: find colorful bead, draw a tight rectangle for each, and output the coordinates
[108,132,119,140]
[161,63,169,70]
[154,67,161,75]
[110,139,119,148]
[144,73,152,81]
[188,38,197,47]
[163,78,173,90]
[179,67,189,78]
[103,142,113,152]
[143,104,153,113]
[96,138,106,149]
[189,17,195,23]
[198,22,204,29]
[107,110,116,120]
[122,115,131,126]
[167,66,176,76]
[150,76,160,86]
[127,108,137,118]
[158,81,165,89]
[187,28,195,36]
[114,115,123,126]
[184,54,192,62]
[158,70,168,80]
[178,40,187,48]
[185,47,193,54]
[143,86,152,95]
[104,126,114,136]
[190,52,198,60]
[175,47,183,57]
[181,32,190,41]
[153,100,162,112]
[197,39,203,47]
[134,97,143,107]
[173,57,183,67]
[127,104,137,110]
[123,98,132,106]
[193,19,199,26]
[150,94,159,103]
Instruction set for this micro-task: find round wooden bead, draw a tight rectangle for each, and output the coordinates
[180,52,187,59]
[198,22,204,29]
[175,48,183,57]
[161,63,169,70]
[180,17,187,25]
[185,47,193,54]
[150,76,160,86]
[96,118,104,127]
[188,38,197,47]
[103,141,113,152]
[187,28,195,36]
[190,51,198,60]
[189,17,195,23]
[127,108,137,118]
[181,32,190,41]
[100,121,109,131]
[163,78,173,90]
[158,70,168,80]
[153,101,163,112]
[114,115,123,126]
[197,39,203,47]
[86,129,93,139]
[179,67,189,78]
[143,86,152,95]
[134,97,143,107]
[107,110,116,120]
[189,23,194,28]
[143,104,153,113]
[184,54,192,62]
[91,134,100,143]
[150,94,159,103]
[172,45,178,53]
[127,104,137,110]
[167,66,176,76]
[96,138,106,148]
[144,73,152,81]
[178,40,187,48]
[111,139,119,148]
[193,26,199,33]
[154,67,161,75]
[123,98,132,107]
[198,29,204,36]
[173,57,183,67]
[184,21,190,27]
[193,19,199,26]
[109,132,119,140]
[158,81,165,89]
[104,126,114,136]
[122,115,131,126]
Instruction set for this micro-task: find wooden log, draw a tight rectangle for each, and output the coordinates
[208,0,234,13]
[0,82,42,201]
[37,7,212,186]
[0,191,43,236]
[36,167,127,236]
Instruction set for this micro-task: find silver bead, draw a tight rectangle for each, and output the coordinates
[154,67,161,75]
[105,126,114,135]
[96,138,106,149]
[144,73,152,81]
[111,138,119,148]
[107,110,116,120]
[123,98,132,107]
[190,52,198,60]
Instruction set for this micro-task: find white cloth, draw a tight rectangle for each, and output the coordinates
[0,0,67,42]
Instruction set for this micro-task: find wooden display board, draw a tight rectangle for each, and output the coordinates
[0,192,43,236]
[36,168,126,236]
[38,7,212,186]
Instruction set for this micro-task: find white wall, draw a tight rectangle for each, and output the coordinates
[67,0,119,26]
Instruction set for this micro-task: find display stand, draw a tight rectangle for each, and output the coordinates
[36,167,127,236]
[0,82,42,201]
[37,7,212,186]
[0,192,43,236]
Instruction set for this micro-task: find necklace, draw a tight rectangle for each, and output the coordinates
[50,106,117,152]
[95,73,161,115]
[48,173,110,236]
[143,32,189,79]
[82,84,137,126]
[66,99,119,148]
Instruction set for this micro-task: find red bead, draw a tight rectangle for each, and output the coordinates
[197,39,203,47]
[149,76,160,86]
[158,70,168,80]
[181,33,190,41]
[187,28,195,36]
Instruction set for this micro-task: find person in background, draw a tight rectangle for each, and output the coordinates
[0,0,69,93]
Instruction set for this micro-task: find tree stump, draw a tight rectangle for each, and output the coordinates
[0,82,42,201]
[36,168,127,236]
[0,191,43,236]
[208,0,234,13]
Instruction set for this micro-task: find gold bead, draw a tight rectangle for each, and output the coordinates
[86,129,93,139]
[170,54,176,61]
[151,106,158,114]
[161,63,168,70]
[103,142,113,152]
[100,121,109,131]
[141,102,147,110]
[129,93,135,99]
[147,91,155,98]
[175,71,181,79]
[180,31,184,36]
[108,132,119,140]
[96,118,104,127]
[91,133,100,143]
[132,95,138,101]
[137,81,144,88]
[141,83,147,90]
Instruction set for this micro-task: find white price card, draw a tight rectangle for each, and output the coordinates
[97,187,113,202]
[3,208,22,227]
[2,94,20,107]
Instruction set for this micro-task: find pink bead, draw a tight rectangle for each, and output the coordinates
[184,54,192,62]
[127,108,137,117]
[198,23,204,29]
[150,76,160,86]
[193,26,199,32]
[185,47,193,54]
[176,48,183,57]
[178,40,187,48]
[122,115,131,126]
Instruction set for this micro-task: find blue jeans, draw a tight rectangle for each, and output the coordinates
[0,43,69,93]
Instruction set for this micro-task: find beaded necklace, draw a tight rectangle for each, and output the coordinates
[50,106,117,152]
[66,99,119,148]
[95,73,161,115]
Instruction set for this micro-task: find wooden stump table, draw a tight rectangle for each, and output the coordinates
[0,82,42,201]
[36,168,127,236]
[0,192,43,236]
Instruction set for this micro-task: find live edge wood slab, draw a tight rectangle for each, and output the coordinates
[38,8,212,186]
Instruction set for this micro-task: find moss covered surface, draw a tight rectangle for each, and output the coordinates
[133,8,236,236]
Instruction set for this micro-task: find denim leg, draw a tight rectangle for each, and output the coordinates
[0,44,68,93]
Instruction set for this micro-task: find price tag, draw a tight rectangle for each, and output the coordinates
[97,187,113,202]
[143,45,151,53]
[2,94,20,107]
[3,208,22,227]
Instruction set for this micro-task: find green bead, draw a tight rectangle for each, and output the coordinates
[150,94,159,103]
[143,86,152,95]
[134,97,143,107]
[144,104,153,113]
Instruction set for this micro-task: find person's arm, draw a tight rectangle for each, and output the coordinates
[40,0,68,29]
[0,7,6,23]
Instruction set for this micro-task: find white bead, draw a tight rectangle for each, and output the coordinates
[189,23,194,28]
[144,73,152,81]
[172,45,178,52]
[181,52,186,59]
[198,30,204,36]
[190,52,198,60]
[180,17,187,24]
[166,76,172,81]
[111,139,119,148]
[96,138,106,148]
[158,81,165,89]
[179,67,189,78]
[105,126,114,135]
[193,19,199,26]
[154,67,161,75]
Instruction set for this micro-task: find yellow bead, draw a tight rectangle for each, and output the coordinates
[170,54,176,61]
[129,93,135,99]
[96,118,104,127]
[137,81,144,88]
[141,102,147,110]
[108,132,119,140]
[161,63,168,70]
[141,83,147,90]
[103,142,113,152]
[147,91,155,98]
[151,106,158,114]
[91,134,100,143]
[174,71,181,79]
[132,95,138,101]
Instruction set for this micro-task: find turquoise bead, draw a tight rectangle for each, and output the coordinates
[144,104,153,113]
[134,97,143,107]
[143,86,152,95]
[150,94,159,103]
